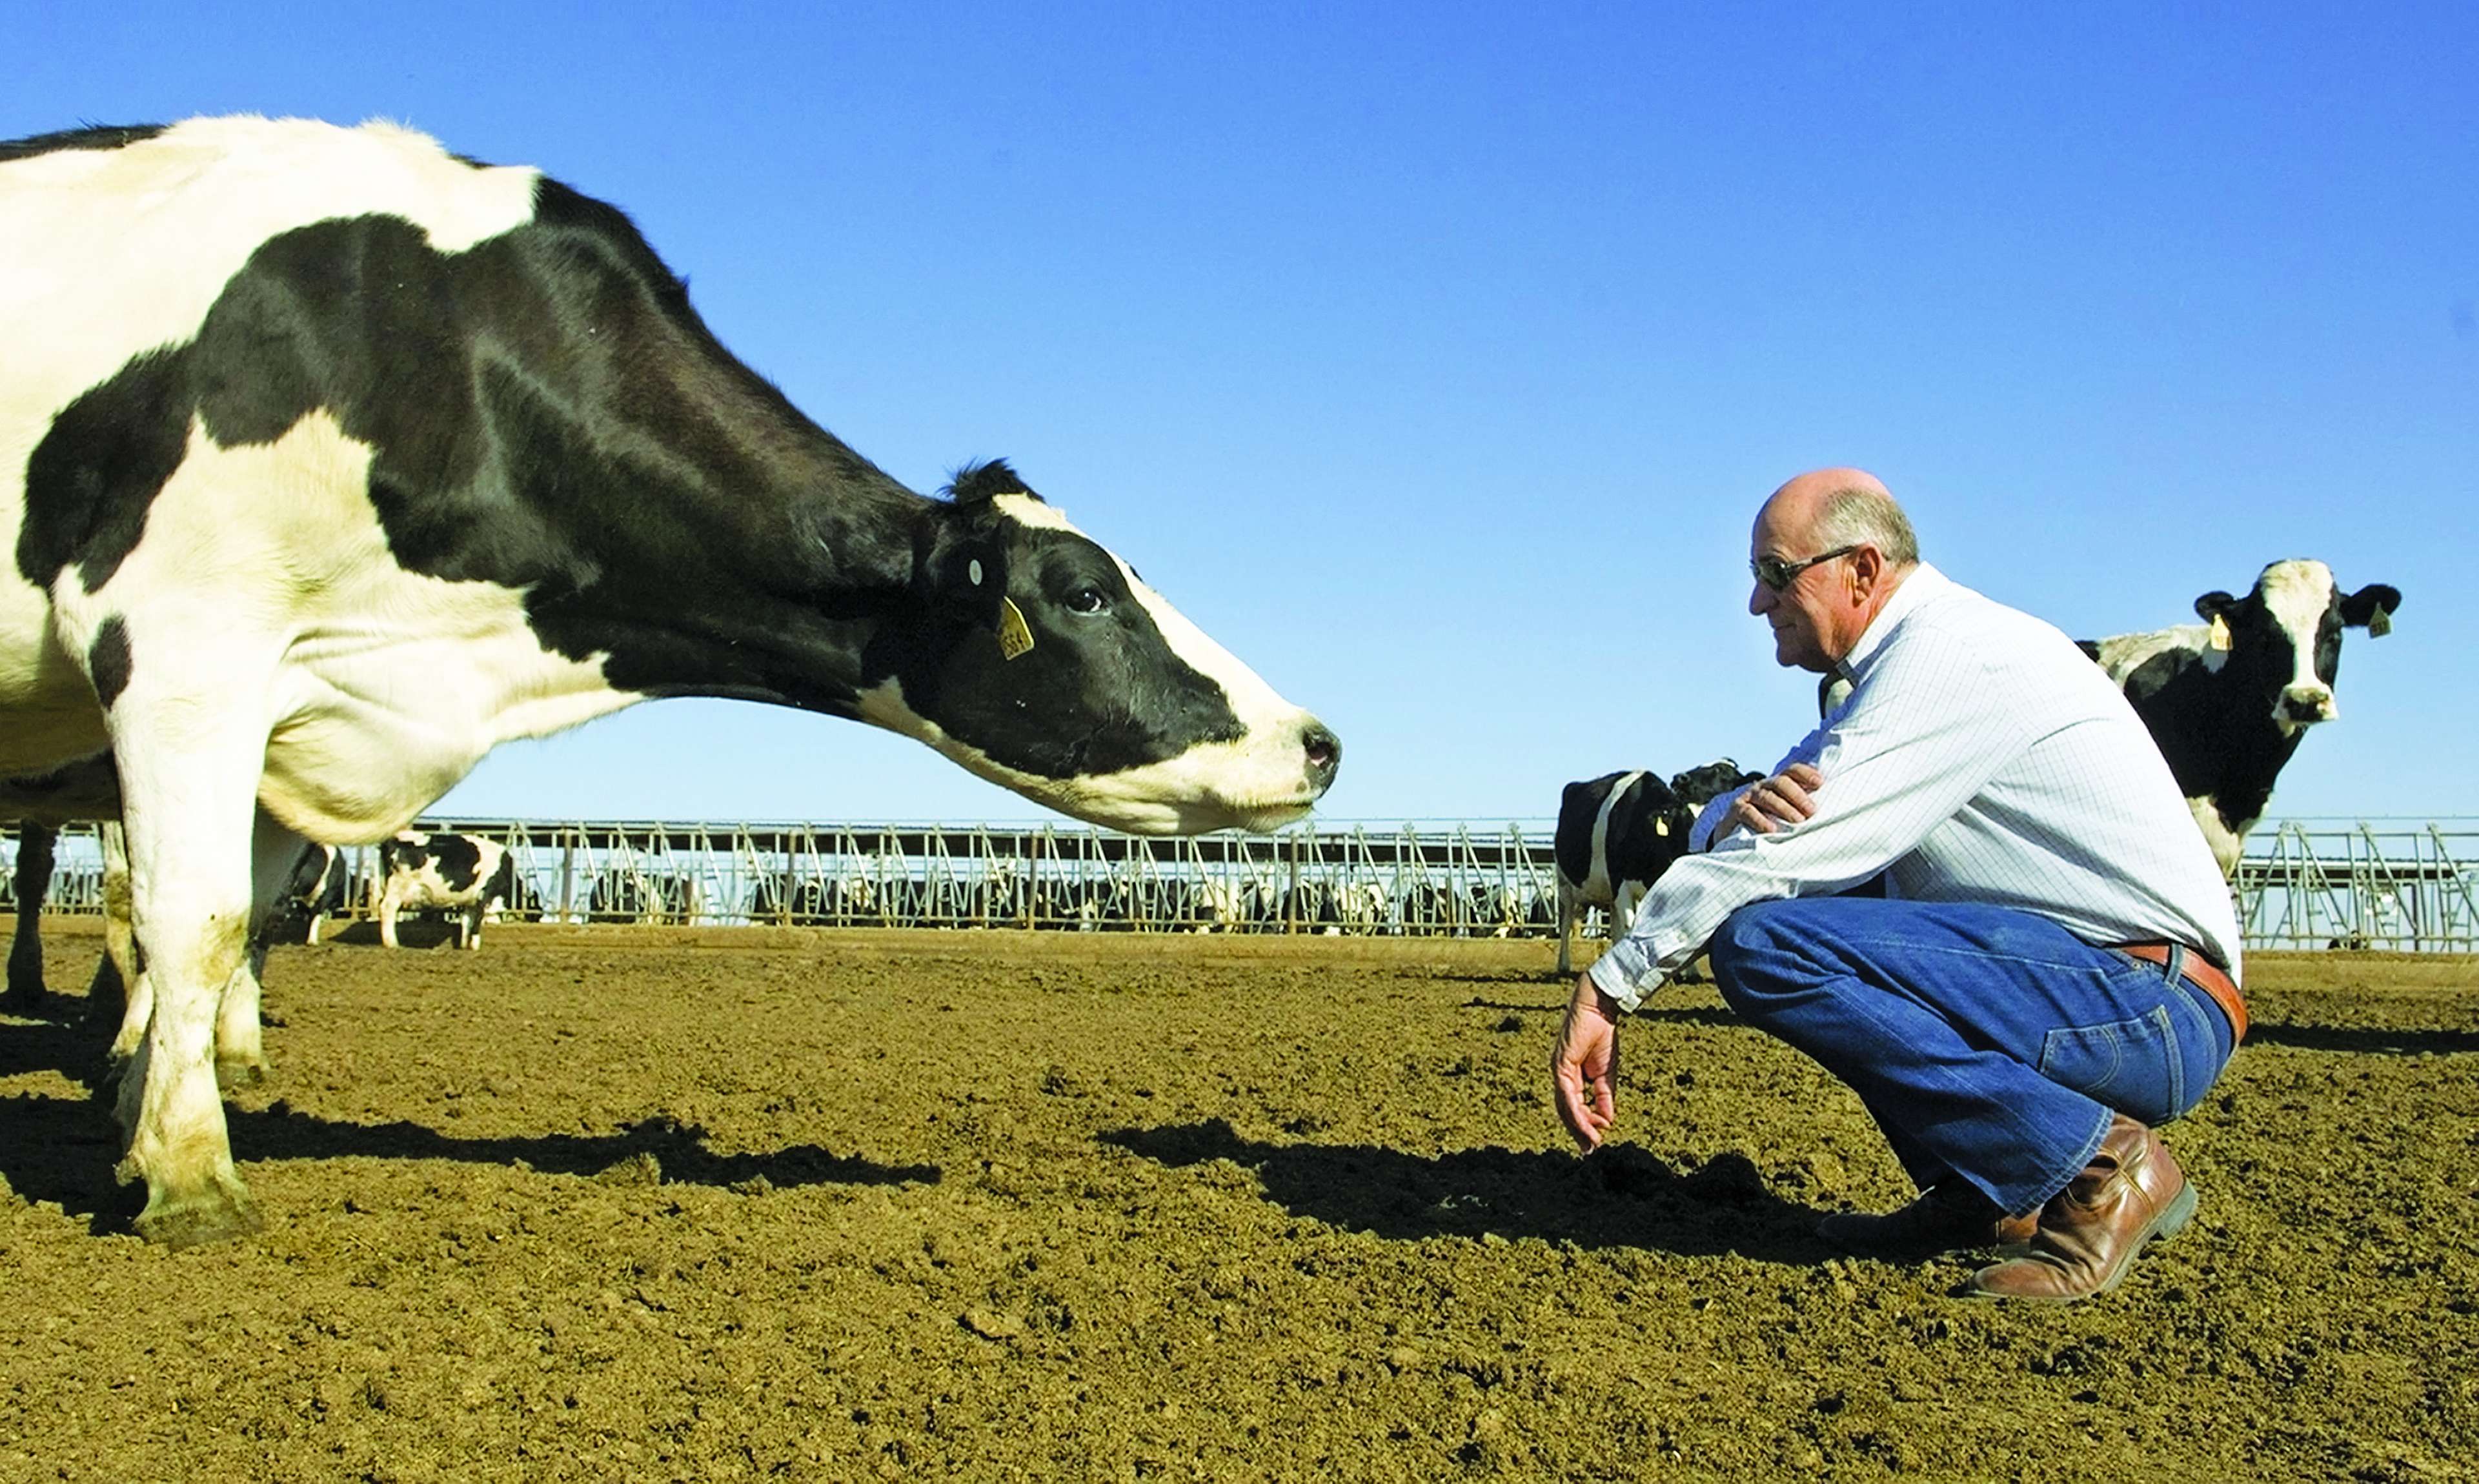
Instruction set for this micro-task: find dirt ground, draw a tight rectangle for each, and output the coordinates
[1,919,2473,1482]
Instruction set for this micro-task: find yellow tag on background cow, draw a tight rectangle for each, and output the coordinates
[2208,614,2233,652]
[997,596,1035,660]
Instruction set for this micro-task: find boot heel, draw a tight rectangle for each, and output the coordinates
[2153,1179,2198,1240]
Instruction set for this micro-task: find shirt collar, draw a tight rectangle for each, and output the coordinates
[1837,562,1947,677]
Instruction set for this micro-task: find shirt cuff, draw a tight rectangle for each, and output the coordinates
[1588,938,1655,1013]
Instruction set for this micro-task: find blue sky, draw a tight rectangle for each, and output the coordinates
[16,3,2471,828]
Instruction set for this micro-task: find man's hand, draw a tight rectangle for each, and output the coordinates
[1550,972,1625,1153]
[1712,762,1825,843]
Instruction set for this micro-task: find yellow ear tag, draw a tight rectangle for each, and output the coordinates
[2207,614,2232,652]
[1654,816,1670,836]
[996,596,1035,660]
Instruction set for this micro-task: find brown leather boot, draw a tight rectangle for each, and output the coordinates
[1817,1182,2039,1260]
[1965,1114,2196,1301]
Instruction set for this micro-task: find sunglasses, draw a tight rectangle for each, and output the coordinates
[1750,545,1860,593]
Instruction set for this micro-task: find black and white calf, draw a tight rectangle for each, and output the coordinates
[2080,560,2399,876]
[376,832,516,949]
[1,117,1337,1246]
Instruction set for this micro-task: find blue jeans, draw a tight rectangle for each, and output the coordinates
[1705,897,2235,1218]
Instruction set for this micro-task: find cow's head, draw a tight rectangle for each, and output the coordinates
[2192,559,2400,734]
[864,461,1339,835]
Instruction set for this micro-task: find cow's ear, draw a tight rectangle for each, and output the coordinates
[915,505,1007,619]
[2340,583,2400,637]
[2192,591,2238,654]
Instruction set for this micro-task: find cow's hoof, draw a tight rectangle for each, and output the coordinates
[124,1168,264,1249]
[216,1056,268,1090]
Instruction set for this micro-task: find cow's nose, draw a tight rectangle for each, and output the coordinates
[1300,720,1341,790]
[2280,686,2336,724]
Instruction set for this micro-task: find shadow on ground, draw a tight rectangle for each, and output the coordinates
[0,1010,936,1237]
[1104,1117,1828,1264]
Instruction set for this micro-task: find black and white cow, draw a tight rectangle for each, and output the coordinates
[275,843,350,947]
[376,832,516,949]
[1,117,1338,1246]
[1552,760,1763,976]
[1553,759,1762,975]
[2080,560,2399,876]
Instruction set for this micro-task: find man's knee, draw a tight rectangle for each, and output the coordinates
[1705,903,1800,1018]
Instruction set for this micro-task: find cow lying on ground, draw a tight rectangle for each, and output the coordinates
[1,116,1337,1246]
[2079,560,2399,876]
[377,832,515,949]
[1553,760,1761,976]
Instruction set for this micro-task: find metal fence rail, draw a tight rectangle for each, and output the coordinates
[7,817,2475,950]
[2232,821,2479,952]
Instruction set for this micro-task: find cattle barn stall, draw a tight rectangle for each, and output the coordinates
[7,819,2478,951]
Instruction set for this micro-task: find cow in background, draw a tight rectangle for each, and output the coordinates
[268,845,349,946]
[583,864,701,926]
[1553,760,1764,977]
[376,832,518,949]
[2081,560,2400,876]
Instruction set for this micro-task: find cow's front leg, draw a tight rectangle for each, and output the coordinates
[1612,882,1645,946]
[84,822,137,1034]
[4,822,58,1008]
[1555,882,1580,977]
[210,811,313,1087]
[109,747,269,1248]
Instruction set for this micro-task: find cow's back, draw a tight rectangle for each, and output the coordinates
[1,118,549,786]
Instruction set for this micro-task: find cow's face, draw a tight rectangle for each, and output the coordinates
[2193,560,2400,736]
[867,471,1339,835]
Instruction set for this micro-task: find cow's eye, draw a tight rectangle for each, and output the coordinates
[1066,587,1111,616]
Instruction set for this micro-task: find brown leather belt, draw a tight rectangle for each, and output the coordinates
[2113,941,2247,1044]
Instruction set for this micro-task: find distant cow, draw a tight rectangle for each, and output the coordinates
[1668,759,1766,816]
[267,843,349,946]
[1,117,1335,1245]
[2081,561,2400,875]
[376,832,517,949]
[1554,760,1760,976]
[583,865,700,926]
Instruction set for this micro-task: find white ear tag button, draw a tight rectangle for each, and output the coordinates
[997,596,1035,660]
[967,559,984,587]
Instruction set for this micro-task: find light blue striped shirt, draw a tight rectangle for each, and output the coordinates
[1588,564,2243,1012]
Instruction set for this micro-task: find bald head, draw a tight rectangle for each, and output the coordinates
[1748,467,1919,672]
[1760,468,1919,567]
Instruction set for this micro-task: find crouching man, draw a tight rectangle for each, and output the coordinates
[1552,468,2244,1301]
